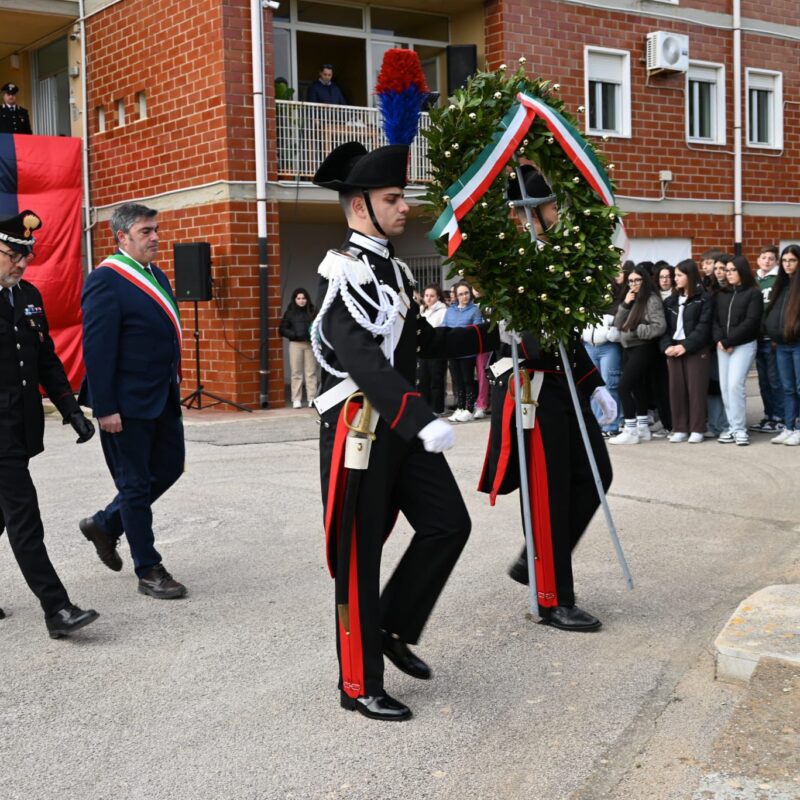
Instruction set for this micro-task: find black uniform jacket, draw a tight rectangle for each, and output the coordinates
[317,231,497,558]
[0,280,80,458]
[0,104,32,134]
[478,332,603,501]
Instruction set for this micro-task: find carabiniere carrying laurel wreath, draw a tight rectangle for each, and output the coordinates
[425,61,634,633]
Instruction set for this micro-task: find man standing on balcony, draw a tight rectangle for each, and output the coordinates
[0,83,32,135]
[306,64,347,105]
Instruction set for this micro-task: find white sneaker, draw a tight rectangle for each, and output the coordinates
[609,429,639,445]
[472,407,487,420]
[717,431,735,444]
[734,431,750,446]
[456,409,474,423]
[784,430,800,446]
[688,432,705,444]
[308,400,315,408]
[668,432,688,443]
[636,425,652,441]
[771,428,793,444]
[448,409,463,422]
[292,400,302,409]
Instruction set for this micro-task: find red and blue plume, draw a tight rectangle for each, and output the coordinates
[375,49,429,146]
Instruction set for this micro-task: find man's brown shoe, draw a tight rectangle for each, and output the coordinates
[80,517,123,572]
[137,565,187,599]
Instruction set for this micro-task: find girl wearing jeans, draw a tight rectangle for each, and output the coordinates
[764,245,800,445]
[444,281,483,422]
[712,257,763,446]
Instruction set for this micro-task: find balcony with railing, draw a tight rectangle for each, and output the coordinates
[275,100,432,184]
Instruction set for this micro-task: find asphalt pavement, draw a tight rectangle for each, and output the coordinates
[1,390,798,800]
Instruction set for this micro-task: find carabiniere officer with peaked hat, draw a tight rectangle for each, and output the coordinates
[312,141,498,721]
[0,210,98,636]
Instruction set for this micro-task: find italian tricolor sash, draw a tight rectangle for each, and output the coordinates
[429,92,629,258]
[98,253,183,347]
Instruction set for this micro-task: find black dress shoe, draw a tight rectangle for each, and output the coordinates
[382,631,432,680]
[0,606,6,620]
[138,565,187,599]
[340,691,412,721]
[45,604,99,639]
[540,605,601,632]
[508,552,529,585]
[80,517,123,572]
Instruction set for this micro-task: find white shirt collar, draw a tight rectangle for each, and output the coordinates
[348,230,390,260]
[119,247,151,270]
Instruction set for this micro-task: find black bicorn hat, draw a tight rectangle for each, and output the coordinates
[1,83,19,94]
[313,142,409,192]
[507,165,556,206]
[0,210,41,253]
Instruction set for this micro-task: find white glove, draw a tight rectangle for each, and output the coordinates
[418,419,455,453]
[498,321,522,345]
[591,386,617,426]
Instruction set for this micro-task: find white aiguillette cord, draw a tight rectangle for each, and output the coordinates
[312,253,403,380]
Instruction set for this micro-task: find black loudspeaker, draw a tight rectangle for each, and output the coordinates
[446,45,477,95]
[174,242,212,301]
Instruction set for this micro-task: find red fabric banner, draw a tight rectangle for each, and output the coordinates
[16,136,84,389]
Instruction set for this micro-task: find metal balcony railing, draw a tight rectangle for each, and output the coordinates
[275,100,432,184]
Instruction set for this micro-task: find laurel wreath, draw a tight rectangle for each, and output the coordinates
[422,63,622,344]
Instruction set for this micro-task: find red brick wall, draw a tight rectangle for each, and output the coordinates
[86,0,284,408]
[488,0,800,245]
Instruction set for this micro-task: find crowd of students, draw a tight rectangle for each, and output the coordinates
[416,243,800,447]
[583,244,800,446]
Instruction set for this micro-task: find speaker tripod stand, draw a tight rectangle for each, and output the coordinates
[180,300,252,412]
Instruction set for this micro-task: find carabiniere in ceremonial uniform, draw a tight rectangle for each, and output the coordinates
[312,141,498,721]
[0,210,98,636]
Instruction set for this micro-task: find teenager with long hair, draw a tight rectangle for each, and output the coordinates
[712,256,763,446]
[609,265,666,444]
[279,287,317,408]
[444,280,483,422]
[417,283,448,414]
[660,259,713,443]
[764,244,800,445]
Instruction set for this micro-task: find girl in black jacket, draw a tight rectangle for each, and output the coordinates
[764,245,800,444]
[712,257,763,445]
[279,287,317,408]
[660,260,713,443]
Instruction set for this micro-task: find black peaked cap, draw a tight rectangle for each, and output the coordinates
[507,164,555,204]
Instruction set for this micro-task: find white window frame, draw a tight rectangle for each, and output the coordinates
[584,46,631,139]
[685,61,725,145]
[746,68,783,150]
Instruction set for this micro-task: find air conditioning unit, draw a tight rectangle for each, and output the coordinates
[646,31,689,74]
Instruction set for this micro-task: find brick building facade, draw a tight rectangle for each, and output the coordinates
[3,0,797,408]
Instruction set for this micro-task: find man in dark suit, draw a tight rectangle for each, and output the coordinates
[0,83,33,134]
[0,209,98,637]
[79,202,187,599]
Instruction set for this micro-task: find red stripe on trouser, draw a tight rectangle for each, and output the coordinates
[528,424,559,608]
[339,521,365,699]
[489,379,521,505]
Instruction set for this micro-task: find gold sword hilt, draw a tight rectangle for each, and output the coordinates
[343,392,377,440]
[507,368,537,406]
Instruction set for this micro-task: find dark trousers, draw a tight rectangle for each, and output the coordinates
[0,458,70,615]
[650,352,673,430]
[517,390,612,614]
[417,357,447,414]
[755,340,783,421]
[619,342,657,418]
[667,348,711,434]
[448,356,476,411]
[335,430,470,697]
[94,404,185,577]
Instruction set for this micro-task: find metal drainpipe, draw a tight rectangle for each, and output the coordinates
[78,0,93,271]
[251,0,270,407]
[733,0,743,256]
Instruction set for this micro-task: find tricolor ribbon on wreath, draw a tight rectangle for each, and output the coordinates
[428,91,630,258]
